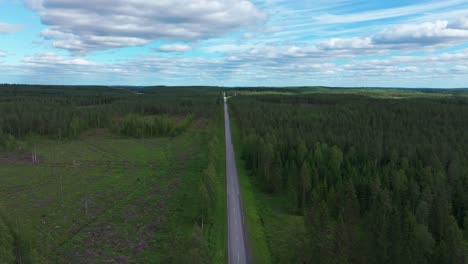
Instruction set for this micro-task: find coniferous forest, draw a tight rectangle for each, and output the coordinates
[0,85,216,144]
[230,91,468,264]
[2,85,468,263]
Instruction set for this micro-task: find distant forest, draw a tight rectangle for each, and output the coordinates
[231,92,468,263]
[0,85,220,148]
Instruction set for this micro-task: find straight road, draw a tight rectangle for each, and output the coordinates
[224,94,249,264]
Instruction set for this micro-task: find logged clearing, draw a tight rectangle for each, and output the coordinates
[0,85,226,263]
[0,130,206,263]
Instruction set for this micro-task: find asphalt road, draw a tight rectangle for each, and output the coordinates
[224,96,249,264]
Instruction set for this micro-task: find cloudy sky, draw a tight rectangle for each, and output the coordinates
[1,0,468,87]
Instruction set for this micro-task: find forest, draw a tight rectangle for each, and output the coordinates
[2,84,468,263]
[0,85,218,143]
[230,90,468,263]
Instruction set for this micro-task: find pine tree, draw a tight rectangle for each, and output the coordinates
[271,153,283,193]
[368,188,391,264]
[305,199,334,264]
[300,161,312,207]
[287,161,299,212]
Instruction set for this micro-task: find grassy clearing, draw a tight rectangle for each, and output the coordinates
[145,131,208,263]
[205,121,227,263]
[231,116,271,264]
[0,124,218,262]
[253,193,307,263]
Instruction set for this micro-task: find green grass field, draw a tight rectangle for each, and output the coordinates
[252,192,307,263]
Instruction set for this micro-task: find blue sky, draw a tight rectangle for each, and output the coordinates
[1,0,468,87]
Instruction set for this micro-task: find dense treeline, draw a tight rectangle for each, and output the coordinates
[112,114,193,138]
[231,92,468,263]
[0,85,221,147]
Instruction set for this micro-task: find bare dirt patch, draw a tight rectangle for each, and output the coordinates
[0,151,39,165]
[80,128,113,139]
[190,118,208,129]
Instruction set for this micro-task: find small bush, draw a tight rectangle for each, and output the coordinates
[0,132,16,151]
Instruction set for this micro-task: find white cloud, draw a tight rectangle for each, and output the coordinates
[205,44,254,53]
[318,37,373,50]
[5,1,468,87]
[0,23,23,34]
[157,44,192,53]
[375,20,468,45]
[0,50,7,57]
[206,38,378,61]
[23,52,97,66]
[27,0,265,54]
[4,47,468,87]
[264,16,468,56]
[341,49,468,77]
[204,15,468,63]
[452,65,468,72]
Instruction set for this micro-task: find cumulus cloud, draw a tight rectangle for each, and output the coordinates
[0,50,7,57]
[157,44,192,53]
[205,17,468,63]
[318,37,373,50]
[6,2,468,87]
[206,38,379,62]
[341,49,468,77]
[5,46,468,87]
[226,16,468,61]
[11,52,124,83]
[27,0,265,54]
[23,52,97,66]
[0,23,23,34]
[374,20,468,46]
[451,65,468,73]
